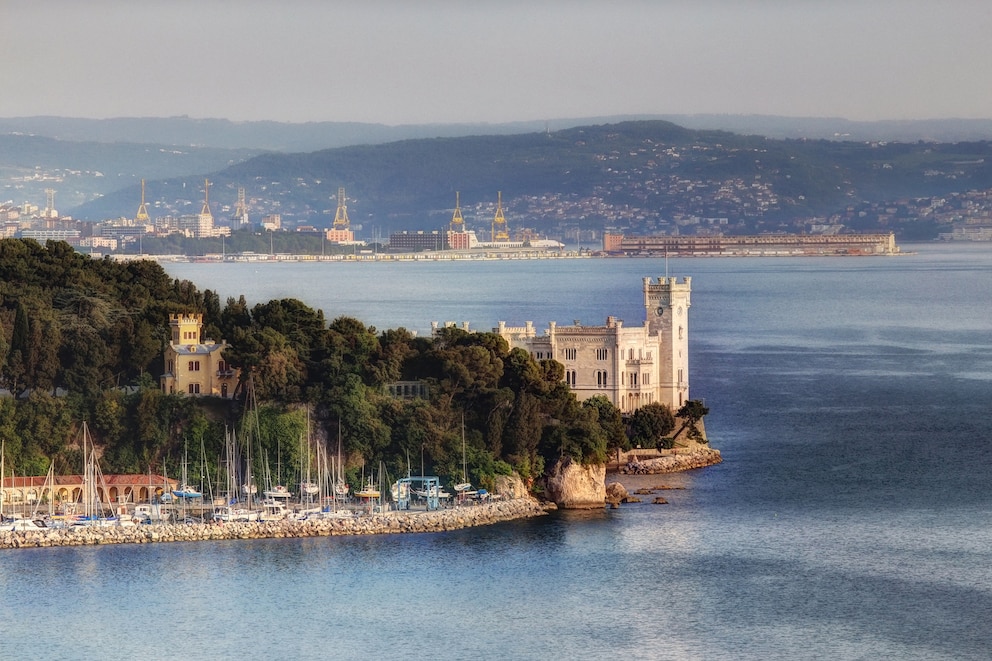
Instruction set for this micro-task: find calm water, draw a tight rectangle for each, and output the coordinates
[3,244,992,660]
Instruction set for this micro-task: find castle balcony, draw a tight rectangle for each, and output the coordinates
[216,369,237,378]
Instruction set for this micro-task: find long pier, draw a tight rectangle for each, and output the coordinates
[604,232,900,256]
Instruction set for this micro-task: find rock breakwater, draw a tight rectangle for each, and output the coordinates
[618,448,722,474]
[0,498,548,550]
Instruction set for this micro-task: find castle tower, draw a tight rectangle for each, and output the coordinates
[333,187,351,230]
[491,191,509,242]
[643,276,692,409]
[135,179,151,224]
[170,313,202,344]
[449,191,465,232]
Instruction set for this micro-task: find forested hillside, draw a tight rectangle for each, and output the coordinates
[0,239,680,492]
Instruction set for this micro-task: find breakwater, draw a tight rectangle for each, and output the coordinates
[617,447,722,474]
[0,498,548,550]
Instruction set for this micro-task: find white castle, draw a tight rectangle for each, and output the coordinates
[434,277,692,414]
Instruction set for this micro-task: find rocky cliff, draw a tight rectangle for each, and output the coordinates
[544,456,606,509]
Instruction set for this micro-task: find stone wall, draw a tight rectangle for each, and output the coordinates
[618,448,722,474]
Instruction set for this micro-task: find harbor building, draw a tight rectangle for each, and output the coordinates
[604,232,899,256]
[2,474,176,509]
[389,230,448,252]
[160,314,239,398]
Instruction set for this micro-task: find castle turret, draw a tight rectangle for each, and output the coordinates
[643,276,692,408]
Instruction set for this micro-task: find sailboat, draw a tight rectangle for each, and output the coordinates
[355,475,380,500]
[74,422,118,527]
[298,408,320,501]
[333,420,349,497]
[453,416,473,493]
[172,441,202,499]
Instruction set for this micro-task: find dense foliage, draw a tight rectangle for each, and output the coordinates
[0,239,658,492]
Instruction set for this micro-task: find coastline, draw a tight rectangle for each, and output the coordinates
[0,498,549,551]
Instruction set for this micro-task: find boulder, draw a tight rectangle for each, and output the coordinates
[605,482,628,506]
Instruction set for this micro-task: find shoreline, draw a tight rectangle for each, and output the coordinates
[0,498,549,550]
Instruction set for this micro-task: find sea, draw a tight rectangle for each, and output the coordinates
[3,243,991,660]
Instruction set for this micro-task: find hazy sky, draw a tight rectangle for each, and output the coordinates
[3,0,991,124]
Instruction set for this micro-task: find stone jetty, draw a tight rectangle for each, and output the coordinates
[618,447,722,474]
[0,498,548,550]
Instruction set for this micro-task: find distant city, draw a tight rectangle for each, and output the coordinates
[3,118,992,252]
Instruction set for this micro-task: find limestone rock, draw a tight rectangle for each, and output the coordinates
[605,482,628,506]
[492,473,529,500]
[544,456,606,509]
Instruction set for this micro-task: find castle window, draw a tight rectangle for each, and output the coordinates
[643,373,650,385]
[628,348,634,360]
[564,348,577,361]
[596,370,608,386]
[189,360,201,372]
[596,348,608,360]
[679,326,684,340]
[565,370,577,386]
[188,383,200,394]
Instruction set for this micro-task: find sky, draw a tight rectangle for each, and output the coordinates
[2,0,991,125]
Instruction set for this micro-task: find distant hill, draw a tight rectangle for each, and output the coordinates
[3,114,991,151]
[0,133,259,210]
[67,120,992,238]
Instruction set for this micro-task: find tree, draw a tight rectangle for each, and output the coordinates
[628,402,676,449]
[673,399,710,444]
[583,395,627,451]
